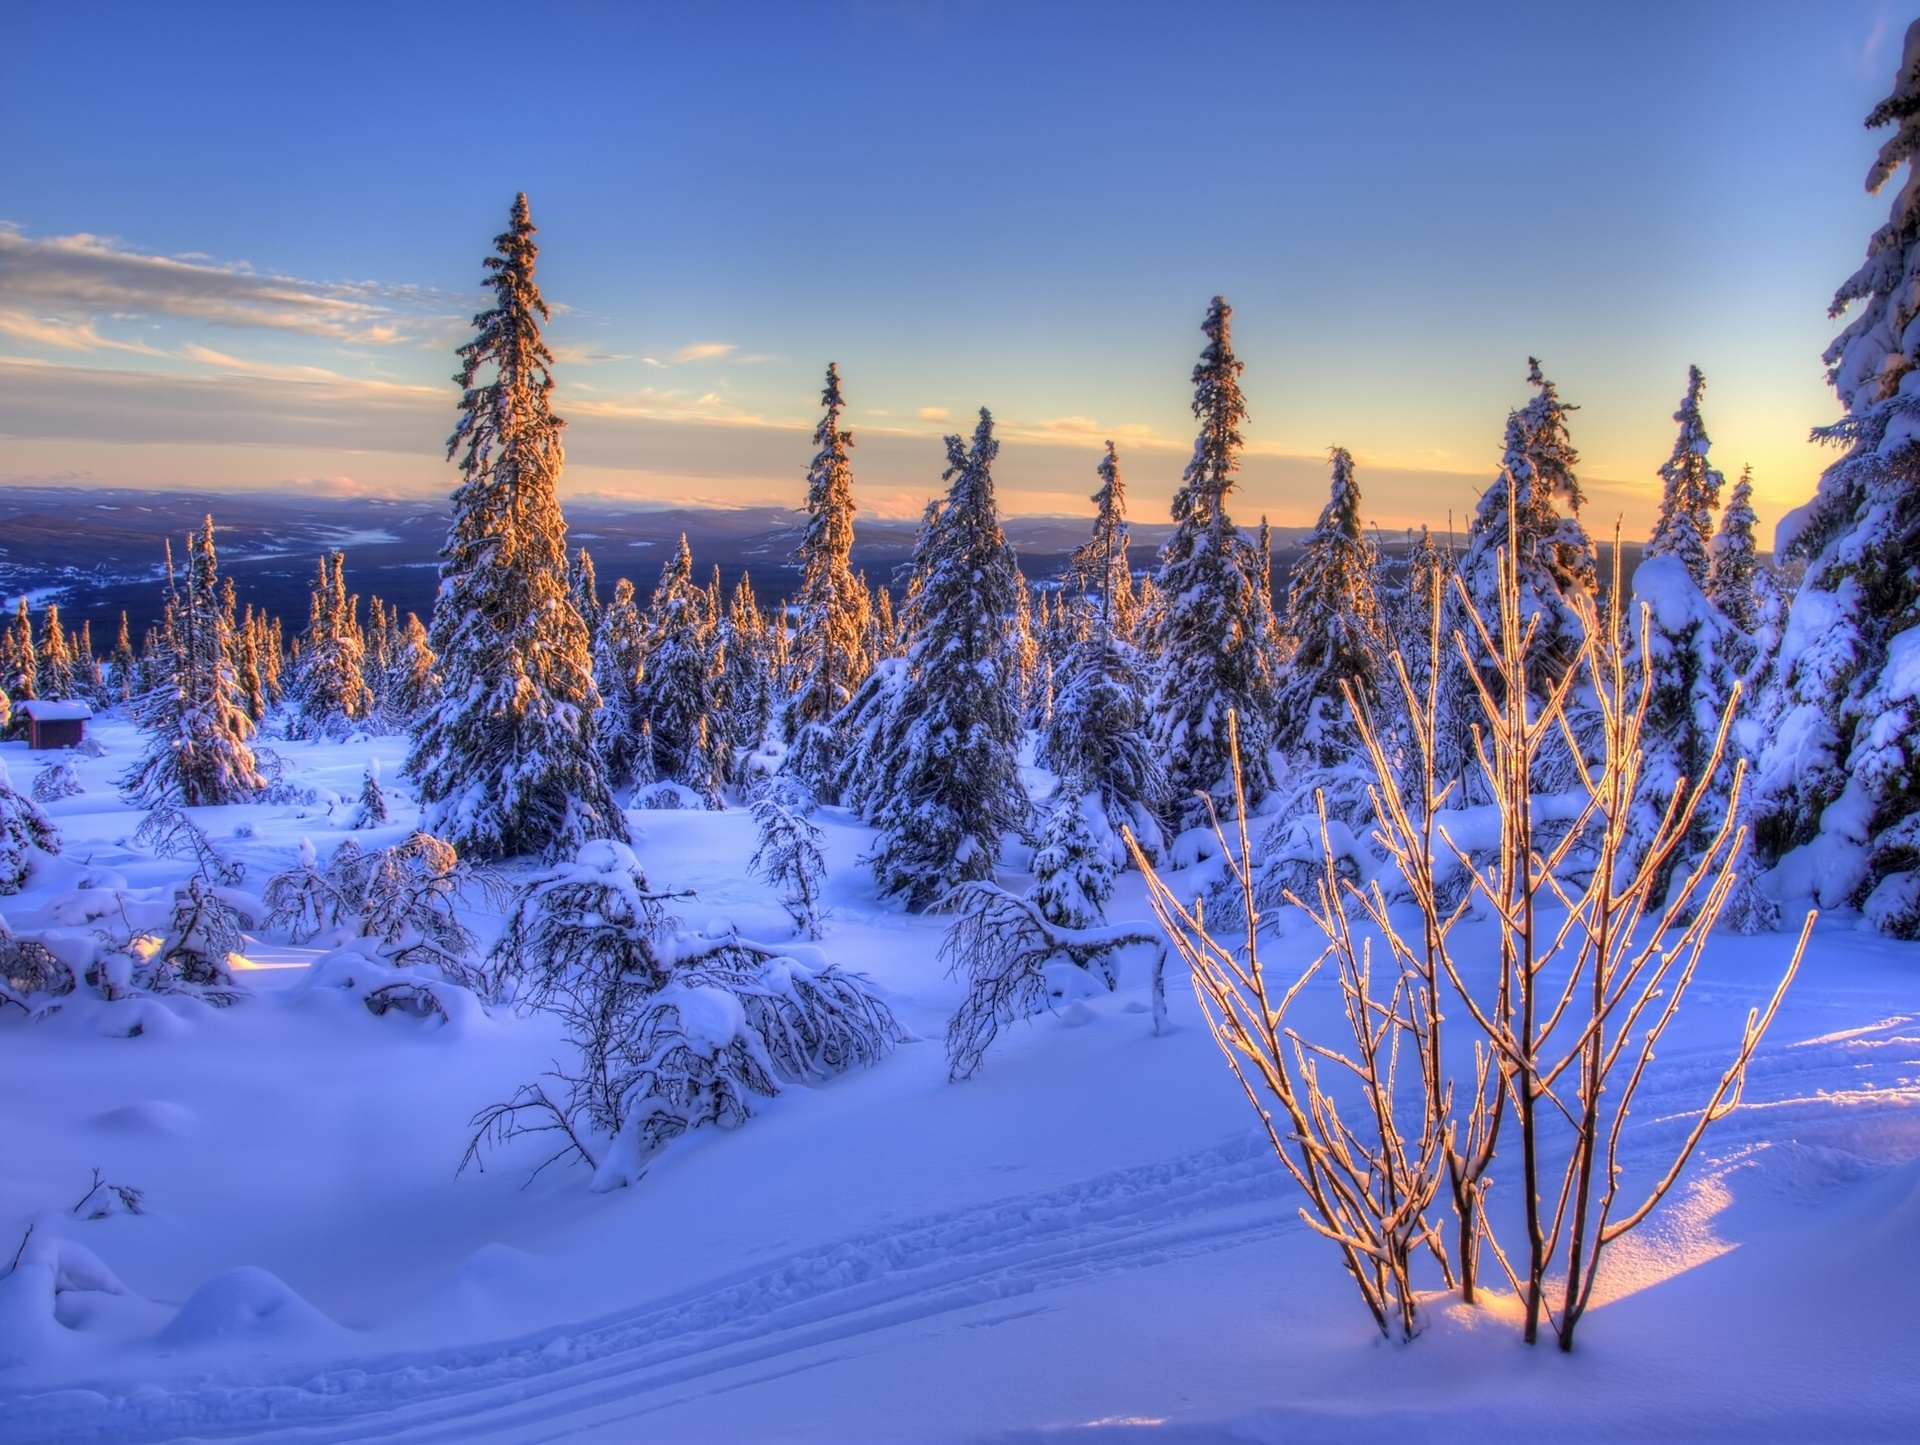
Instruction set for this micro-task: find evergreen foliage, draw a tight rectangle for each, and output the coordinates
[406,194,624,860]
[636,536,725,803]
[592,577,647,789]
[749,775,828,938]
[1648,367,1725,586]
[0,758,59,895]
[865,411,1027,908]
[1030,790,1113,929]
[37,604,75,700]
[1707,466,1764,637]
[1146,297,1283,829]
[1274,448,1386,761]
[1458,360,1597,697]
[292,552,372,737]
[787,363,871,742]
[1754,26,1920,934]
[123,518,265,808]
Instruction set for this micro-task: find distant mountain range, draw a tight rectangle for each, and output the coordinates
[0,485,1641,644]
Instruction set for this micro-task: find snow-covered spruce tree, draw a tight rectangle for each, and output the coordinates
[866,411,1028,909]
[469,839,901,1188]
[0,758,59,895]
[749,774,828,938]
[1707,465,1764,646]
[122,518,265,807]
[1037,443,1166,867]
[785,363,872,789]
[1458,360,1598,699]
[569,545,602,634]
[1634,368,1738,902]
[1146,297,1284,830]
[1650,367,1724,587]
[591,577,647,789]
[636,536,725,803]
[109,612,136,704]
[1274,447,1386,763]
[1754,24,1920,934]
[351,759,389,829]
[292,551,372,737]
[384,611,438,727]
[719,572,775,755]
[406,194,624,860]
[1069,441,1138,643]
[1030,789,1113,929]
[4,598,36,713]
[37,604,75,700]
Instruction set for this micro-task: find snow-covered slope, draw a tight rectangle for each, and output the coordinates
[2,721,1917,1442]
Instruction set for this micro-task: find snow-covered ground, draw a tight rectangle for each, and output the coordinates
[3,720,1919,1443]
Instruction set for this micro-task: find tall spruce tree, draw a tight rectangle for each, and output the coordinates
[1755,23,1920,935]
[867,411,1027,908]
[786,363,871,778]
[1146,297,1283,829]
[6,599,36,705]
[293,551,372,736]
[37,604,75,700]
[123,518,265,807]
[406,194,624,859]
[592,577,648,788]
[1634,372,1738,891]
[1707,466,1764,637]
[636,536,725,802]
[1039,443,1165,866]
[1649,366,1725,586]
[1458,359,1598,697]
[1274,447,1386,761]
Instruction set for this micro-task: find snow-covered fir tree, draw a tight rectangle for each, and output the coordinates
[1754,24,1920,936]
[1146,297,1284,829]
[1458,359,1598,699]
[785,363,872,786]
[1069,442,1139,643]
[591,577,648,789]
[1707,465,1764,638]
[1273,448,1386,762]
[383,611,438,727]
[109,612,136,703]
[351,759,389,829]
[749,774,828,938]
[865,411,1027,908]
[636,536,725,803]
[293,551,372,737]
[719,572,775,754]
[0,757,58,895]
[569,546,602,634]
[123,517,265,807]
[5,598,36,708]
[37,604,75,700]
[1650,367,1725,586]
[1635,369,1740,896]
[406,194,624,860]
[1029,789,1113,929]
[1038,443,1165,867]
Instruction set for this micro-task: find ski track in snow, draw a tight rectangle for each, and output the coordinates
[7,1003,1918,1445]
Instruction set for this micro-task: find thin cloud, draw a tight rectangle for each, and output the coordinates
[917,406,950,422]
[671,341,736,363]
[0,224,461,343]
[0,309,169,357]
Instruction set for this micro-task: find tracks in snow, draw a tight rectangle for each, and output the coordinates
[7,1011,1919,1444]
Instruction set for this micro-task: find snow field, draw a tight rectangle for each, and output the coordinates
[2,721,1919,1441]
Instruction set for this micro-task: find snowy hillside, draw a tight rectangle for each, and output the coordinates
[0,718,1916,1443]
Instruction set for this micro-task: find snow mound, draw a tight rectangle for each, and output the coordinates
[157,1266,347,1349]
[87,1101,196,1138]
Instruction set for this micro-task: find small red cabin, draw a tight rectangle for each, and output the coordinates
[19,699,92,751]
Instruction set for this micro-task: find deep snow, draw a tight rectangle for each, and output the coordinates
[2,719,1918,1443]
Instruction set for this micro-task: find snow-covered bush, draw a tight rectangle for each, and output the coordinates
[153,876,246,1005]
[261,832,489,978]
[749,775,827,938]
[349,760,388,829]
[0,759,59,895]
[468,839,901,1187]
[940,880,1165,1081]
[31,762,82,803]
[134,805,244,886]
[0,924,75,1014]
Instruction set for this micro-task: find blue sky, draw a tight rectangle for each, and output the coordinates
[0,1,1906,535]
